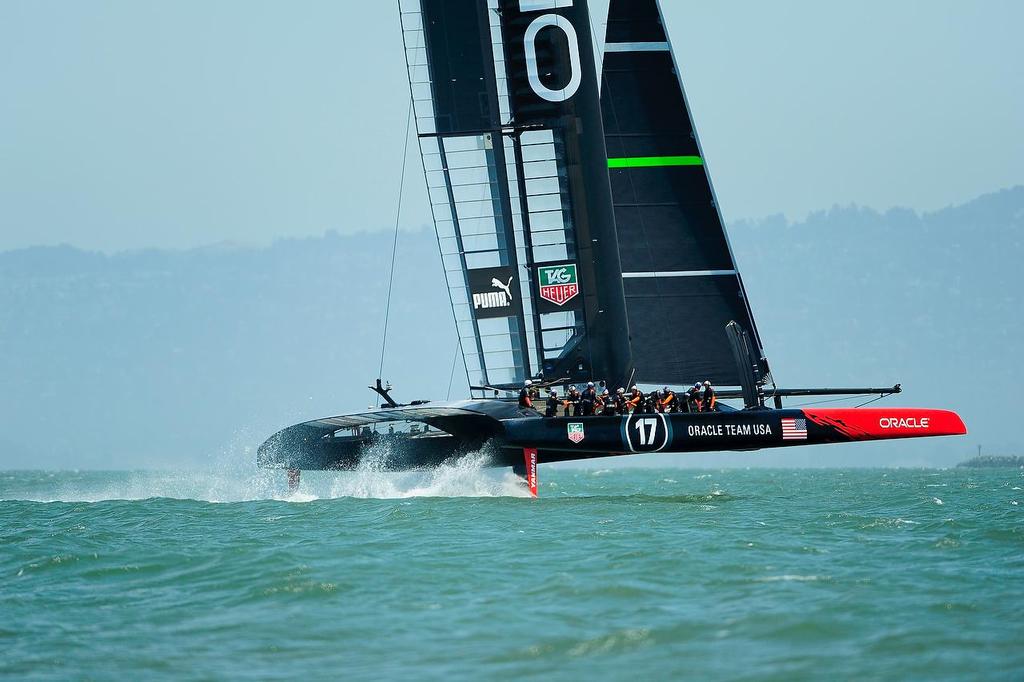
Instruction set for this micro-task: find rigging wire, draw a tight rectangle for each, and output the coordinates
[376,98,415,406]
[446,339,463,401]
[787,393,874,408]
[786,394,868,408]
[585,7,605,75]
[855,393,893,408]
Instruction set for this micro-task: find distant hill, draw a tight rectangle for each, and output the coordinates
[717,186,1024,468]
[0,231,457,468]
[1,187,1021,469]
[957,455,1024,468]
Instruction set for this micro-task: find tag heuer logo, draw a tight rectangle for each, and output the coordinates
[567,422,585,444]
[538,264,579,306]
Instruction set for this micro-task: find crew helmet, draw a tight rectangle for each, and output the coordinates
[525,379,533,386]
[587,381,595,388]
[631,385,639,392]
[617,387,625,394]
[703,380,711,387]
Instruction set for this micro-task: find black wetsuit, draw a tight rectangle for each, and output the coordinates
[545,395,560,417]
[702,386,716,412]
[600,397,616,416]
[614,394,628,415]
[581,388,597,416]
[519,388,533,409]
[685,388,701,413]
[567,391,582,417]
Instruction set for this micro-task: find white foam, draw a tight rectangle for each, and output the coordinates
[324,446,528,499]
[9,440,529,502]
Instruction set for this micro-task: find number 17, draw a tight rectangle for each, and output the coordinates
[635,418,658,446]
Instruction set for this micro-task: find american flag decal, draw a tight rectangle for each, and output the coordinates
[781,417,808,440]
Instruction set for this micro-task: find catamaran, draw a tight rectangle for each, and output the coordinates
[258,0,965,495]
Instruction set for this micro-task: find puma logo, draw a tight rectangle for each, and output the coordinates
[491,276,513,302]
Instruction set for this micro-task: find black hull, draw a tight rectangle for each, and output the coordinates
[258,400,965,472]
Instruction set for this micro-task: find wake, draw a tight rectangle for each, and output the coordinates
[5,444,529,503]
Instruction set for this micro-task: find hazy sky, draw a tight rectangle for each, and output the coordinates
[1,0,1021,252]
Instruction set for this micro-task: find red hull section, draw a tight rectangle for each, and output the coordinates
[803,408,967,442]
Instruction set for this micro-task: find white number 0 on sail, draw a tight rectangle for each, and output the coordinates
[521,5,582,103]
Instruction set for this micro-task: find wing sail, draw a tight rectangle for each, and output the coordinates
[402,1,530,390]
[401,0,633,392]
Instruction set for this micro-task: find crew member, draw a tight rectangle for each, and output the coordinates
[600,389,617,416]
[545,390,560,417]
[581,381,597,416]
[660,387,679,413]
[636,390,652,414]
[618,385,634,411]
[519,380,534,409]
[529,381,541,403]
[614,387,628,415]
[686,383,703,413]
[702,380,717,412]
[565,386,582,417]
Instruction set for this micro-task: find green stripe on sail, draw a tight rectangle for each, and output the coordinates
[607,156,704,169]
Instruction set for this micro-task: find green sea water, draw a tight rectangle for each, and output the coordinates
[2,464,1022,681]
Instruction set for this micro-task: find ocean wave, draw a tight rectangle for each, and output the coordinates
[754,574,830,583]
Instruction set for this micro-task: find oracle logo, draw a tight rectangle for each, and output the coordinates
[879,417,931,429]
[520,2,582,103]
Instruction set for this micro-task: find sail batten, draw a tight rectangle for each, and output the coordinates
[604,42,670,53]
[623,270,738,279]
[608,156,704,168]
